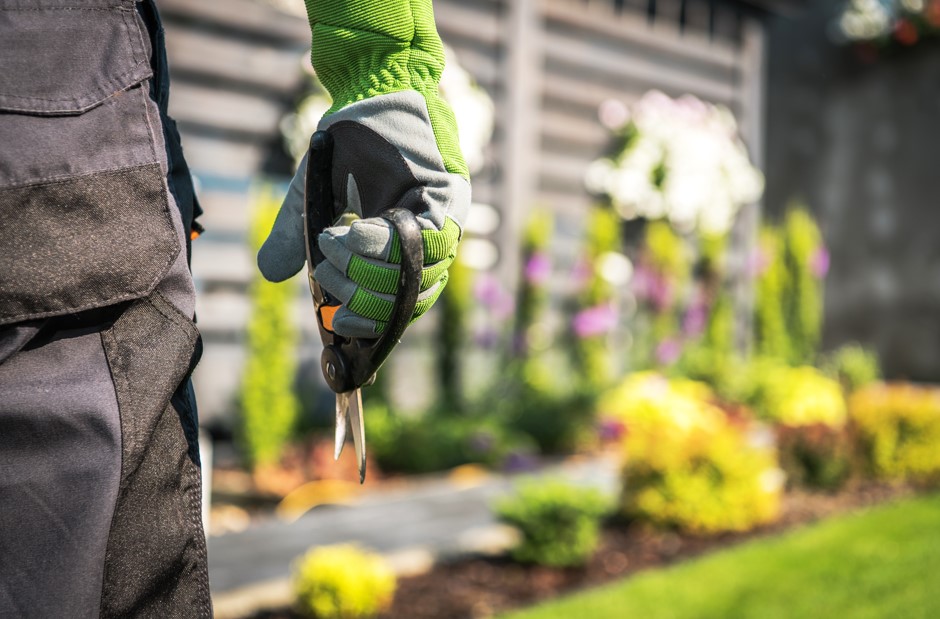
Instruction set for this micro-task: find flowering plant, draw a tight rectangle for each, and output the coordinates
[586,91,764,236]
[836,0,940,51]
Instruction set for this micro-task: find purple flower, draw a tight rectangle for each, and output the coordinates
[473,328,500,350]
[631,264,653,300]
[503,451,538,473]
[573,304,618,338]
[682,294,708,337]
[634,265,673,311]
[474,274,515,320]
[597,417,627,442]
[524,252,551,285]
[655,338,683,366]
[811,246,830,279]
[648,275,673,312]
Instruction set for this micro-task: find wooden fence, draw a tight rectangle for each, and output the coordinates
[159,0,767,424]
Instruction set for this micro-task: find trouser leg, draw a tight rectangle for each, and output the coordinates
[0,325,121,618]
[0,294,210,619]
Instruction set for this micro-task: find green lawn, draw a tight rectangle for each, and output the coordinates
[502,494,940,619]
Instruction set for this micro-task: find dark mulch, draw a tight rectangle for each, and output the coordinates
[248,481,911,619]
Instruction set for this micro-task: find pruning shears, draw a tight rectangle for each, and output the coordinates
[303,131,424,483]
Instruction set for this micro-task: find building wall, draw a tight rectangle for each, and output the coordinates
[765,1,940,381]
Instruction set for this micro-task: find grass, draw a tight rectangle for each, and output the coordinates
[502,493,940,619]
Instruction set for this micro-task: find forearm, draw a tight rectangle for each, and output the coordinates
[304,0,468,178]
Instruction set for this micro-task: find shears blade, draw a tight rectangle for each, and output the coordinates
[333,389,366,483]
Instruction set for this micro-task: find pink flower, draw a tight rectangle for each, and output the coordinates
[597,417,627,442]
[682,296,708,337]
[573,304,618,338]
[524,252,551,285]
[748,247,770,277]
[655,338,682,365]
[811,247,830,279]
[474,274,515,320]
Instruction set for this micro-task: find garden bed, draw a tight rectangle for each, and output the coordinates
[247,480,911,619]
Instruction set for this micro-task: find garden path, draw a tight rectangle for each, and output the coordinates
[209,455,619,616]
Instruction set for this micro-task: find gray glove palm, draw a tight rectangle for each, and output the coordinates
[258,91,470,338]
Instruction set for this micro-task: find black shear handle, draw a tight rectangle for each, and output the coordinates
[303,131,424,393]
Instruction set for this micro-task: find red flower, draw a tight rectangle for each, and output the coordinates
[928,0,940,27]
[894,19,919,46]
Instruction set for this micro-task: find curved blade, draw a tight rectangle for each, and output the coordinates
[334,393,348,461]
[347,389,366,484]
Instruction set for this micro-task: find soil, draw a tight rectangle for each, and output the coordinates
[247,480,912,619]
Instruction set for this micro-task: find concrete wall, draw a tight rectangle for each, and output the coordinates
[764,1,940,381]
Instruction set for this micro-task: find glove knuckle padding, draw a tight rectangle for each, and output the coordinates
[303,93,468,335]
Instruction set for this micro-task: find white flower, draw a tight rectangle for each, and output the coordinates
[587,90,764,235]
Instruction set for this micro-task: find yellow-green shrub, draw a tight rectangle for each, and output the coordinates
[752,365,847,428]
[599,372,726,438]
[604,373,783,534]
[293,544,396,619]
[849,383,940,483]
[623,420,782,534]
[823,343,882,392]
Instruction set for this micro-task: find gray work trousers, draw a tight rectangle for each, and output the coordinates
[0,1,212,616]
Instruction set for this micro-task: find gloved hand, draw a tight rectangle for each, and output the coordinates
[257,0,470,339]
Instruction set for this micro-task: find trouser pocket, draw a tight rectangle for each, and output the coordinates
[0,0,182,326]
[99,291,212,618]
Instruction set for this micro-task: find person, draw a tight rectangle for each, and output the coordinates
[0,0,468,616]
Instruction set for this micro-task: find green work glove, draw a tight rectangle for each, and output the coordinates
[258,0,470,339]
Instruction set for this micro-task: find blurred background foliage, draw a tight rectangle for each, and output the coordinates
[231,87,940,602]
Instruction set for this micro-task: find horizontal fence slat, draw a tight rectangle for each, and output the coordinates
[159,0,310,44]
[164,25,305,94]
[538,151,592,189]
[178,134,267,179]
[542,76,644,114]
[435,1,503,46]
[543,36,738,105]
[191,242,253,286]
[169,83,285,137]
[542,0,739,70]
[539,110,610,149]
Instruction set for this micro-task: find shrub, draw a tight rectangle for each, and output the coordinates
[599,372,727,437]
[293,544,395,619]
[753,205,827,366]
[824,343,882,392]
[495,479,612,567]
[781,206,825,365]
[504,385,596,455]
[749,365,847,428]
[240,189,300,469]
[622,417,782,534]
[849,383,940,483]
[367,403,537,475]
[603,373,783,534]
[776,423,852,491]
